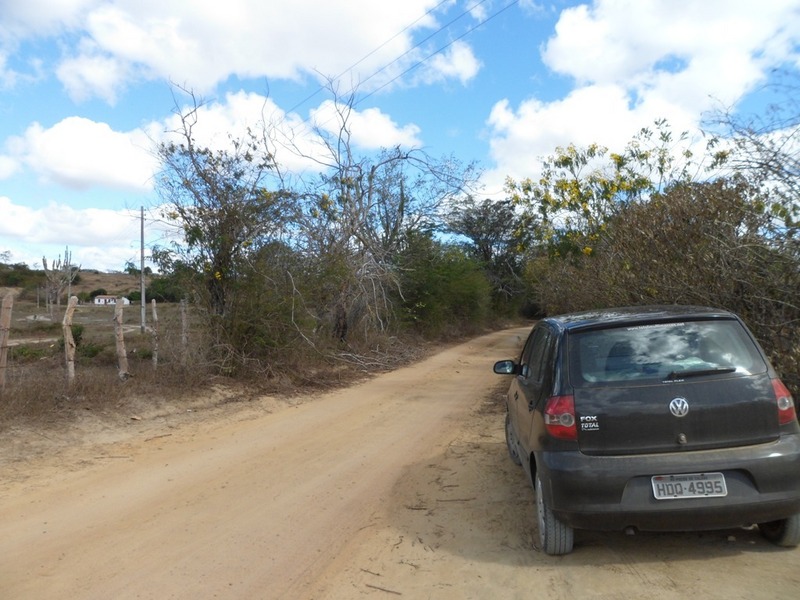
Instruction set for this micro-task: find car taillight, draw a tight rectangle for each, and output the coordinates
[772,379,797,425]
[544,395,577,440]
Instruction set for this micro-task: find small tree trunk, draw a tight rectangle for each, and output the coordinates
[0,294,13,392]
[113,299,130,380]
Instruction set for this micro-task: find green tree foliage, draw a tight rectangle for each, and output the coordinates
[395,232,490,336]
[124,261,153,276]
[153,92,302,371]
[151,87,483,374]
[214,241,319,372]
[506,120,705,260]
[146,275,185,303]
[534,178,763,308]
[445,196,532,315]
[154,92,295,320]
[0,262,43,288]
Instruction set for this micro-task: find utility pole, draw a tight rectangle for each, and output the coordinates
[140,206,146,334]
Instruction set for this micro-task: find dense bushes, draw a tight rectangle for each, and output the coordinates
[521,175,800,394]
[395,233,491,336]
[0,263,44,291]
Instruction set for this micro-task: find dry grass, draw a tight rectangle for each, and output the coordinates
[0,295,442,432]
[1,271,498,431]
[1,338,200,425]
[2,289,216,427]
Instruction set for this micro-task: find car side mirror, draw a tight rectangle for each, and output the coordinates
[493,360,517,375]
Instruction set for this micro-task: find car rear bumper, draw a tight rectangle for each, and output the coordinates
[538,434,800,532]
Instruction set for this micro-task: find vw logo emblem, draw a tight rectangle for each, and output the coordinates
[669,397,689,417]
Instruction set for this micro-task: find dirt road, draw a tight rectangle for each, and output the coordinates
[1,327,798,599]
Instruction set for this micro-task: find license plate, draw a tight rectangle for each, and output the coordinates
[651,472,727,500]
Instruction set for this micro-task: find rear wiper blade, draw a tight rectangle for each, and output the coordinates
[665,367,736,381]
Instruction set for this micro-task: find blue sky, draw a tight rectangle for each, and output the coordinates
[1,0,799,272]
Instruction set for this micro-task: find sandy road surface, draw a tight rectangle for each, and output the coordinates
[1,327,799,599]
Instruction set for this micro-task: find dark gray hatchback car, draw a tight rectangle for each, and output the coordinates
[494,306,800,555]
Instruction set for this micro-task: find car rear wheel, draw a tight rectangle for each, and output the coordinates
[535,473,574,555]
[758,514,800,547]
[505,412,522,466]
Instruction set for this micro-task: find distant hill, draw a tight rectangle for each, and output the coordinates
[72,270,145,296]
[1,267,146,300]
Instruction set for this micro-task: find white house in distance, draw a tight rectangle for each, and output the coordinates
[93,295,131,306]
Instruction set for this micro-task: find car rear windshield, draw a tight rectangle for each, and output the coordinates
[568,319,767,386]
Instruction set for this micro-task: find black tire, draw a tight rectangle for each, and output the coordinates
[759,514,800,547]
[505,412,522,466]
[535,473,574,555]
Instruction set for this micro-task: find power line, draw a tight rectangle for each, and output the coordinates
[354,0,520,107]
[283,0,518,125]
[347,0,494,97]
[284,0,455,116]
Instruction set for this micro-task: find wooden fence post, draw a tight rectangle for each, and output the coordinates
[150,299,159,369]
[113,298,130,380]
[0,294,13,392]
[180,299,188,367]
[62,296,78,384]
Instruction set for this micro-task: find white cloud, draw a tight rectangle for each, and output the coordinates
[0,51,14,88]
[56,41,129,103]
[485,85,650,185]
[0,195,152,271]
[484,0,800,190]
[542,0,800,104]
[41,0,457,102]
[0,154,19,179]
[0,0,99,39]
[2,86,423,197]
[158,90,324,176]
[157,90,423,177]
[419,40,481,85]
[11,117,158,191]
[310,100,422,150]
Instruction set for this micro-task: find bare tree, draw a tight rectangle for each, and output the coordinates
[42,247,80,317]
[291,85,480,342]
[707,71,800,232]
[152,83,479,372]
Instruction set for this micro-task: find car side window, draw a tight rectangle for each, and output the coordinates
[518,331,536,378]
[521,327,552,383]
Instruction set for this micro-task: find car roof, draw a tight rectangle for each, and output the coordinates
[542,305,738,334]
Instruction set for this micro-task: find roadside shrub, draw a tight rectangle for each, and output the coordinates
[529,178,800,395]
[10,345,51,362]
[397,234,491,336]
[78,342,104,359]
[146,275,187,303]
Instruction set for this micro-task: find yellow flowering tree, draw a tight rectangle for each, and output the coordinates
[506,119,701,259]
